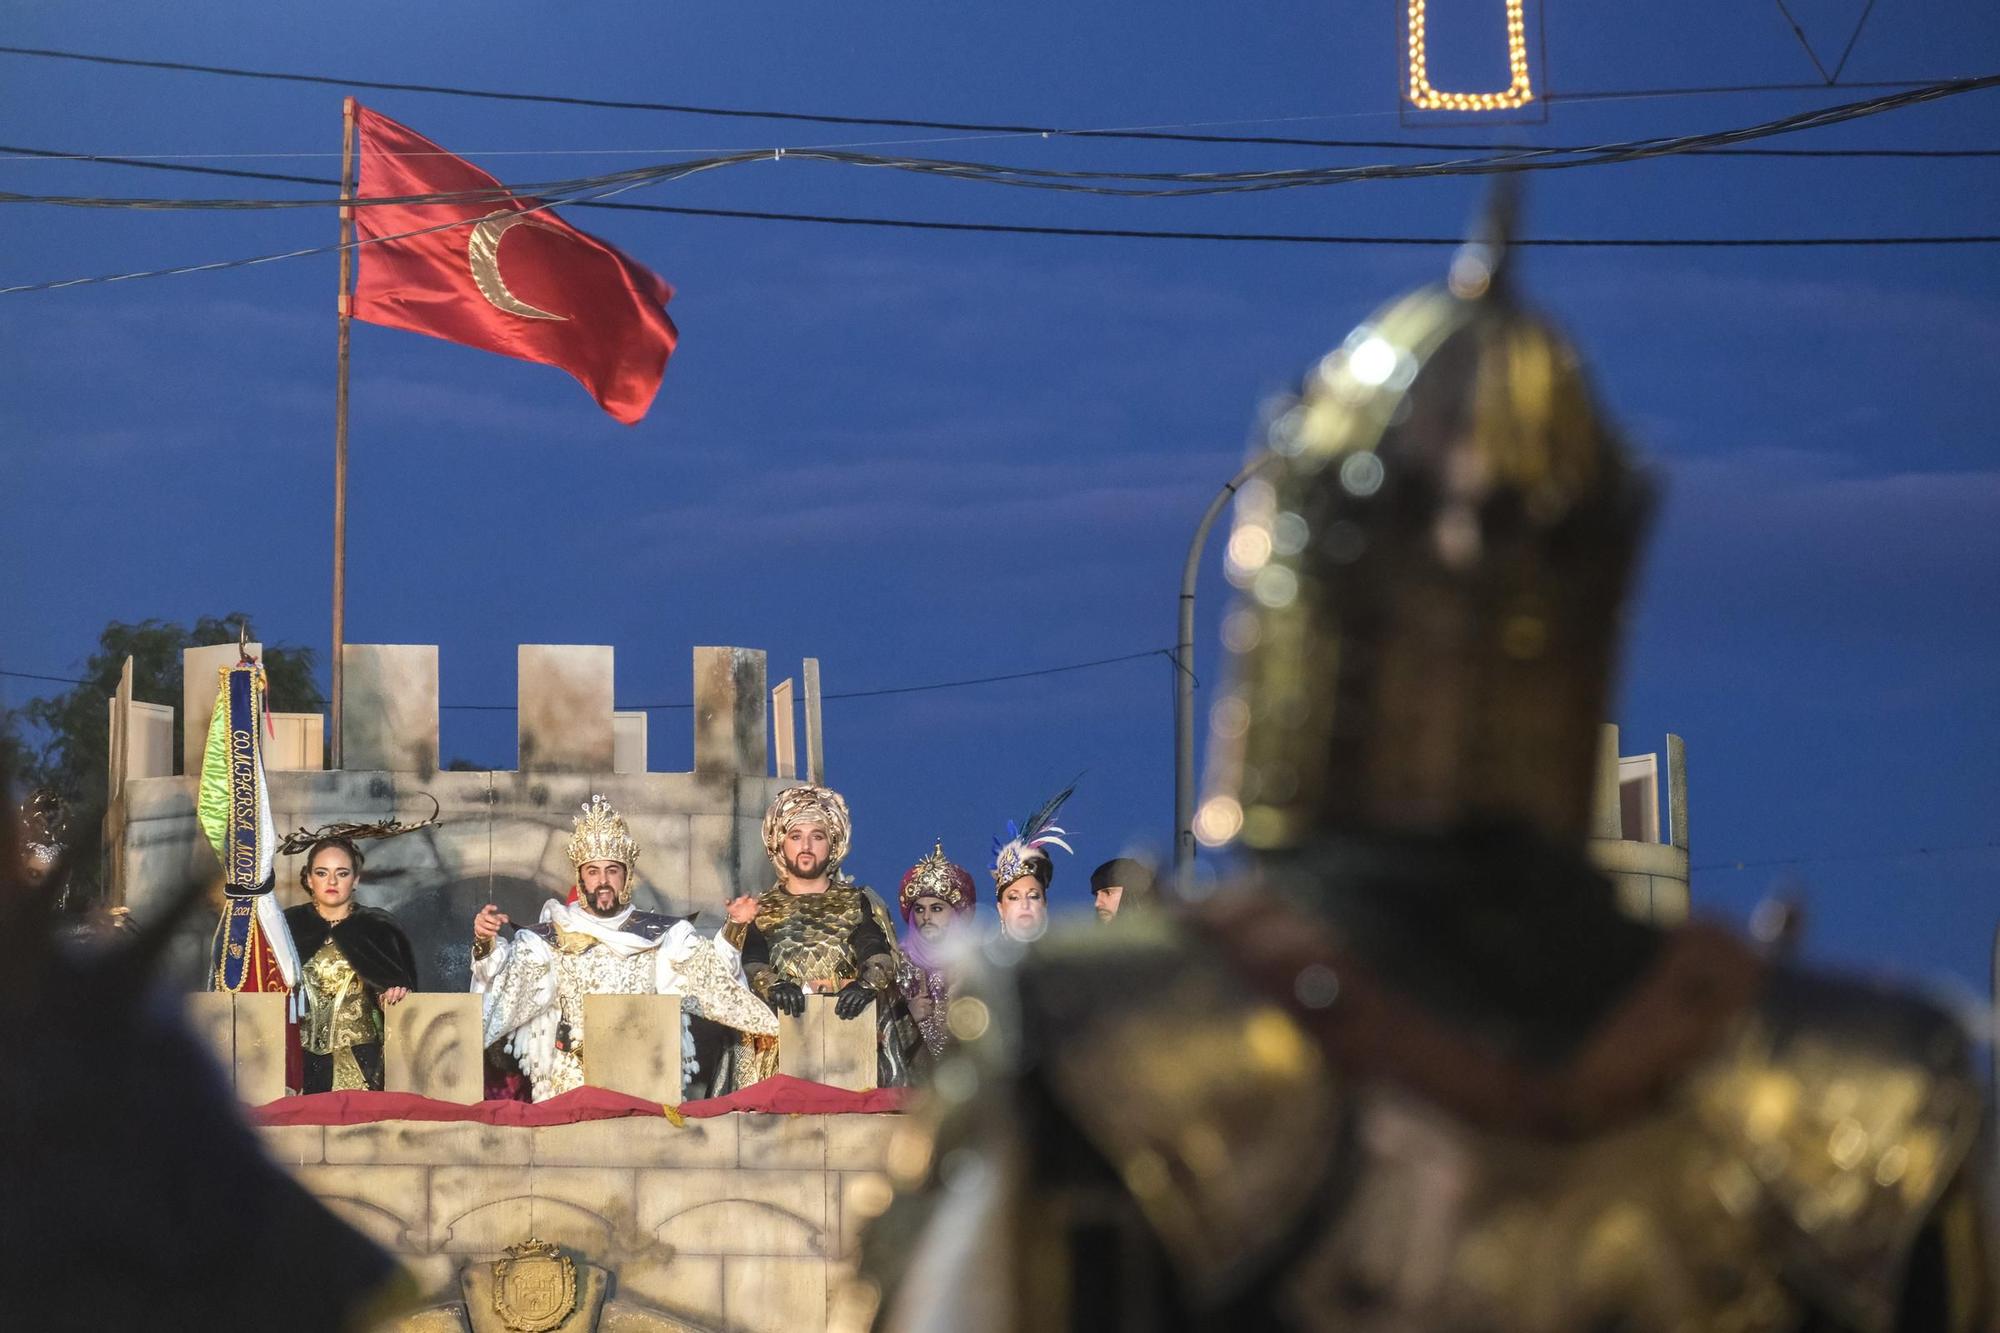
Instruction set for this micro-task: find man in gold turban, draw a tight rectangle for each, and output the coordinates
[728,785,917,1086]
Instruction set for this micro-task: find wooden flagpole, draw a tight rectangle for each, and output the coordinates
[331,96,358,769]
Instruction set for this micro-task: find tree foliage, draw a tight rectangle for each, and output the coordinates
[21,615,324,903]
[0,707,35,802]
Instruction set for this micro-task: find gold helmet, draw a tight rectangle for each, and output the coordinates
[1198,202,1652,854]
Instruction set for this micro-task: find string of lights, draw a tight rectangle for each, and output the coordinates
[1405,0,1535,112]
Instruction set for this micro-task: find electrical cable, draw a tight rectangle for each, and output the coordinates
[0,172,660,295]
[5,667,1992,876]
[5,75,1997,213]
[0,42,1980,149]
[0,75,1993,295]
[0,649,1173,708]
[1695,840,2000,873]
[7,208,1997,297]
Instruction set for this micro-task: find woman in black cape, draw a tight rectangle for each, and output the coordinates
[284,836,418,1093]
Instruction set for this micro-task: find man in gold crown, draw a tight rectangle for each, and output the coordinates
[727,785,917,1087]
[846,203,1993,1332]
[471,795,777,1102]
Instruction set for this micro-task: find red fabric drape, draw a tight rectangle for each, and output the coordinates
[250,1075,912,1127]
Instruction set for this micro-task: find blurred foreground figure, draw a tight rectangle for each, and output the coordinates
[0,763,405,1329]
[849,207,1994,1333]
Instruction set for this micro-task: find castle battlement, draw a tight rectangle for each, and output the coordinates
[106,642,826,993]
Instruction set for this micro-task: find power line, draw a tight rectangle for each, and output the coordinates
[0,42,1984,154]
[1832,0,1882,85]
[5,204,1995,297]
[6,134,1995,165]
[5,76,1997,216]
[1,75,1994,297]
[1542,78,1961,105]
[1,648,1173,708]
[0,175,626,295]
[1695,840,2000,873]
[826,649,1170,700]
[9,664,1992,876]
[1773,0,1836,84]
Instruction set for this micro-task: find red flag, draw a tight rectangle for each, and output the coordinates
[350,104,678,425]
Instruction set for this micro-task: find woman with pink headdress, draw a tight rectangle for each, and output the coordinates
[894,842,979,1071]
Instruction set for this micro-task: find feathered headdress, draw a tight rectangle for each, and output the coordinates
[990,779,1078,893]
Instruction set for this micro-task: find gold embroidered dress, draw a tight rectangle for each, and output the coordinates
[283,901,415,1094]
[300,940,379,1091]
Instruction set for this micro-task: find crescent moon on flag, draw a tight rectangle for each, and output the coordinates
[467,211,569,321]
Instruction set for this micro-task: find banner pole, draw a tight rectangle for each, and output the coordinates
[331,96,357,769]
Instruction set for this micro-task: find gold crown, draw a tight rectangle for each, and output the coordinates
[566,795,640,871]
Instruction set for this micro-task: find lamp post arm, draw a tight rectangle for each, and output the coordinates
[1175,450,1278,881]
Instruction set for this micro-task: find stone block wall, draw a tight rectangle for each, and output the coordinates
[1588,725,1692,924]
[261,1113,898,1333]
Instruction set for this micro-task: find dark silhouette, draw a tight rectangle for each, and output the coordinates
[0,758,404,1330]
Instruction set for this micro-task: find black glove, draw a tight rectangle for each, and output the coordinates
[833,980,875,1020]
[767,981,806,1017]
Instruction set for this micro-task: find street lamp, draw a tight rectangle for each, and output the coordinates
[1174,449,1278,881]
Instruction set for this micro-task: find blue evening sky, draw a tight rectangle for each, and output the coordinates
[3,3,1997,1006]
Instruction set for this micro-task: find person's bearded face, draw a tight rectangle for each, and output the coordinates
[577,860,628,917]
[909,894,955,942]
[781,823,832,882]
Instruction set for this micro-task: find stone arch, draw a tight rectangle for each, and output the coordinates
[650,1197,825,1257]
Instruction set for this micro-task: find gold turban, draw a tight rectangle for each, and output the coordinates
[761,785,852,875]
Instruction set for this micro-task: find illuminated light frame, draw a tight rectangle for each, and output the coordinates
[1406,0,1535,112]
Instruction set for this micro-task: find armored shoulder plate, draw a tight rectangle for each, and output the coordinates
[623,909,681,942]
[1015,915,1346,1301]
[1262,962,1987,1333]
[1688,966,1986,1331]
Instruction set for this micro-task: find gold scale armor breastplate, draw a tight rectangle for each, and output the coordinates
[755,883,873,987]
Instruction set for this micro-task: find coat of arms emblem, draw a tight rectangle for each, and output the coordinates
[491,1237,577,1333]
